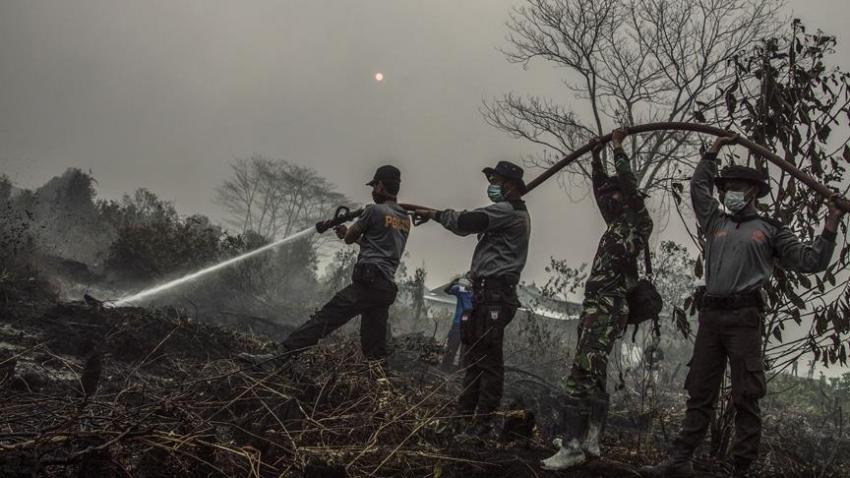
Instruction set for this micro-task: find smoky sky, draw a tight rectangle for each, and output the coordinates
[1,0,849,287]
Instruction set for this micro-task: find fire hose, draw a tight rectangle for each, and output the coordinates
[314,121,850,232]
[402,121,850,215]
[315,206,364,233]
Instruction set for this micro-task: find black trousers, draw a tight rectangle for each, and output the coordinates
[673,306,766,467]
[282,274,397,360]
[457,284,518,416]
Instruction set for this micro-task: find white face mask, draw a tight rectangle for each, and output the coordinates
[724,191,749,213]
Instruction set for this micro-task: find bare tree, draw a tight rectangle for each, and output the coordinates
[216,156,351,239]
[484,0,782,202]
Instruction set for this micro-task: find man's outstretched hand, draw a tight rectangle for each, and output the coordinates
[412,209,437,226]
[611,128,628,149]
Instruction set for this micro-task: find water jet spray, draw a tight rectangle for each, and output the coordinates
[112,206,364,306]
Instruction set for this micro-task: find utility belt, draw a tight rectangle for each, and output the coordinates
[461,276,520,346]
[472,276,519,304]
[700,289,764,311]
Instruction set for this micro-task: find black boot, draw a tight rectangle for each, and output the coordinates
[540,399,590,470]
[639,447,695,477]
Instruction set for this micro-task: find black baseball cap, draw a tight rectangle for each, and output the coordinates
[483,160,526,193]
[367,165,401,195]
[366,165,401,186]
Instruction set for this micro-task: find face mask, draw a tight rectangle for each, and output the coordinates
[487,184,504,203]
[724,191,749,213]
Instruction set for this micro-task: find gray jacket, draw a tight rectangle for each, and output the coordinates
[354,202,411,281]
[436,200,531,284]
[692,153,836,295]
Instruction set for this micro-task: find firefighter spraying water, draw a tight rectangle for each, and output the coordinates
[113,206,364,306]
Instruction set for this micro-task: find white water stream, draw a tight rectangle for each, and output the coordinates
[113,227,316,306]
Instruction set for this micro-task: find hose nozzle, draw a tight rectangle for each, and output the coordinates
[316,206,363,233]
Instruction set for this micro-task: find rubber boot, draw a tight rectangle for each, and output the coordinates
[639,447,695,477]
[583,394,609,458]
[540,401,590,470]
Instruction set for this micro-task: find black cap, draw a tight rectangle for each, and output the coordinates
[482,160,526,192]
[715,165,770,198]
[367,165,401,195]
[367,165,401,186]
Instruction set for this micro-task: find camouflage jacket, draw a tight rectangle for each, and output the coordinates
[583,148,653,296]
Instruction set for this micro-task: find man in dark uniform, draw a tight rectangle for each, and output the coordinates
[241,165,411,366]
[642,136,844,477]
[542,128,653,470]
[415,160,531,439]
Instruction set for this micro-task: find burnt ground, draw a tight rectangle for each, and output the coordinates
[0,278,840,477]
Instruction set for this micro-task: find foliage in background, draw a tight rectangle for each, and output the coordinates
[485,0,781,205]
[216,155,350,239]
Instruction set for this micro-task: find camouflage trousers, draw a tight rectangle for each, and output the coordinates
[565,294,628,400]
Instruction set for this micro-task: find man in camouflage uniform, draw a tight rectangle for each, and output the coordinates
[542,128,653,470]
[642,136,844,477]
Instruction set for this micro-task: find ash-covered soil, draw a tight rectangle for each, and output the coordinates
[0,279,823,477]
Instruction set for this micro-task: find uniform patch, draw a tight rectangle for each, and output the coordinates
[751,229,766,243]
[384,215,411,232]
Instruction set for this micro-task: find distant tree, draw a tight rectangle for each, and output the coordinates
[216,156,350,239]
[484,0,781,204]
[29,168,103,263]
[104,189,223,283]
[404,266,428,325]
[98,188,180,231]
[0,176,36,271]
[541,259,587,300]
